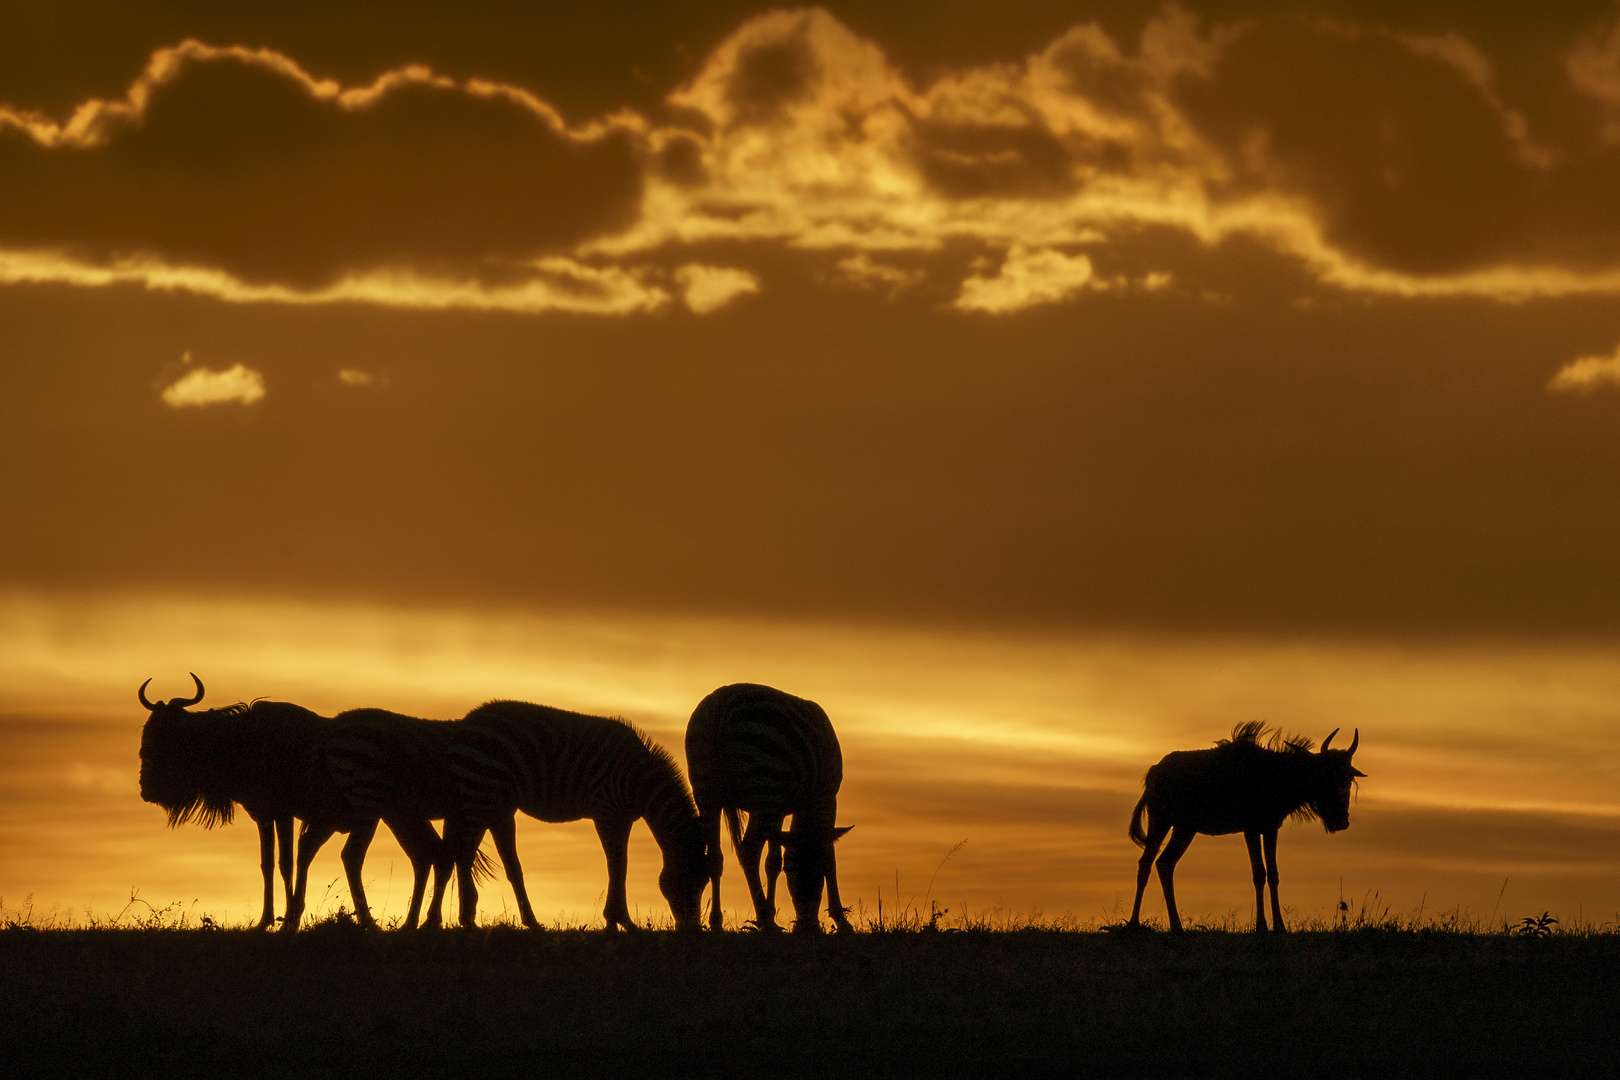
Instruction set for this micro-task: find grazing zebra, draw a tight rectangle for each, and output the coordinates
[685,683,853,934]
[138,674,324,930]
[285,708,460,932]
[432,700,707,932]
[1127,722,1365,932]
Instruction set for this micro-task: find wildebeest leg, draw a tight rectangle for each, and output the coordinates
[339,819,381,928]
[275,815,295,925]
[1263,830,1285,932]
[824,840,852,933]
[384,816,441,930]
[594,817,637,931]
[1244,830,1268,932]
[1155,825,1197,933]
[489,812,539,929]
[739,812,787,931]
[285,821,339,932]
[255,818,277,930]
[700,805,725,931]
[1129,819,1170,927]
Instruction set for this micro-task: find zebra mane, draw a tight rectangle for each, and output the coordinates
[1218,720,1314,754]
[624,718,691,790]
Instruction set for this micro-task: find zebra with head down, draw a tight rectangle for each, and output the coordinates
[685,683,853,934]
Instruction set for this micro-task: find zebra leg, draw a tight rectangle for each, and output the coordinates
[285,821,339,932]
[764,838,783,923]
[701,806,724,931]
[1244,830,1268,931]
[490,812,540,929]
[275,815,295,926]
[1155,825,1197,933]
[1263,830,1285,933]
[425,816,477,929]
[455,821,489,929]
[339,819,381,928]
[255,818,277,930]
[384,816,441,930]
[824,840,853,933]
[739,812,786,931]
[594,817,637,931]
[1128,819,1169,927]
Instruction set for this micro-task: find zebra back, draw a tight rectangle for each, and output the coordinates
[311,708,460,823]
[450,700,698,839]
[685,683,843,830]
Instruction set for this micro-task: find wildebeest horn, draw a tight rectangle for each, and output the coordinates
[1322,728,1340,752]
[138,678,156,711]
[1348,728,1359,756]
[174,673,205,707]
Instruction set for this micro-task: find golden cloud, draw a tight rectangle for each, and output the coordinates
[7,8,1620,314]
[1549,344,1620,393]
[160,363,265,408]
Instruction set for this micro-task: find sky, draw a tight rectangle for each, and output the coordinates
[4,0,1620,929]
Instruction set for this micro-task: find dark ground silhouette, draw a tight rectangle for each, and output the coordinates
[1,925,1615,1079]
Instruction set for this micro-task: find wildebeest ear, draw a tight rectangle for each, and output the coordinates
[1351,767,1367,778]
[832,826,853,842]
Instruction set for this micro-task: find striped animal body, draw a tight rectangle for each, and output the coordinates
[1128,722,1365,932]
[685,683,853,933]
[288,708,460,931]
[435,700,706,931]
[138,674,325,930]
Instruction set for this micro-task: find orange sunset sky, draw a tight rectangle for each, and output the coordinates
[5,0,1620,929]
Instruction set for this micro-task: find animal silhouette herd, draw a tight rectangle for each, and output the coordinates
[138,675,1363,933]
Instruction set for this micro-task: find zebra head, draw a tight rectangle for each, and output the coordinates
[780,825,853,933]
[659,820,707,931]
[137,674,236,828]
[1312,728,1365,833]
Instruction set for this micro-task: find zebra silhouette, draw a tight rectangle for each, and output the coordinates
[137,674,324,929]
[433,700,707,931]
[286,708,460,931]
[1127,722,1365,932]
[685,683,853,934]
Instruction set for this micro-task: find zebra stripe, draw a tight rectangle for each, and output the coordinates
[288,708,459,932]
[436,700,705,932]
[684,683,852,933]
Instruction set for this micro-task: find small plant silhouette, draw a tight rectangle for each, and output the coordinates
[1515,911,1559,937]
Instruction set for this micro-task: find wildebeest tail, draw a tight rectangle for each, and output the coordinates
[1128,793,1150,848]
[724,807,746,857]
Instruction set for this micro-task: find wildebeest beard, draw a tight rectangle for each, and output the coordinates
[139,703,251,829]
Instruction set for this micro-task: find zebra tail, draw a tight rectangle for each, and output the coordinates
[471,844,496,884]
[723,807,746,859]
[1128,793,1150,848]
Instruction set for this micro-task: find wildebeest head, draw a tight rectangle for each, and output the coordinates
[137,674,236,828]
[780,824,853,933]
[659,819,708,931]
[1310,728,1365,833]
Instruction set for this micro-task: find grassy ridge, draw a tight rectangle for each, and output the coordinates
[3,922,1618,1078]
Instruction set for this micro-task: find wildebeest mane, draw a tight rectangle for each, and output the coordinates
[1217,720,1314,754]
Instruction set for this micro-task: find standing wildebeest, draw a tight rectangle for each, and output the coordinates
[1128,722,1364,932]
[433,700,707,932]
[138,674,324,929]
[139,676,448,932]
[685,683,853,934]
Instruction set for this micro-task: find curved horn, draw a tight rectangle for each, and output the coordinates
[1321,728,1340,752]
[1348,728,1359,756]
[138,678,157,711]
[172,673,205,708]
